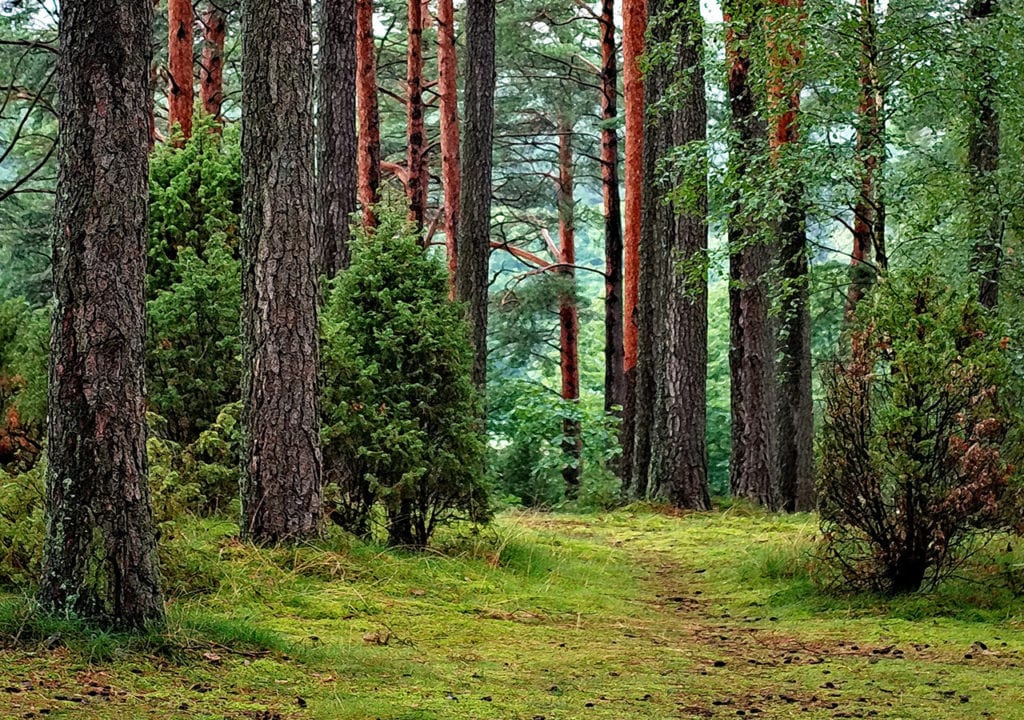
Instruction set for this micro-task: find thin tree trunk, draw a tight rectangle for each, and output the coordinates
[639,0,710,509]
[318,0,358,274]
[600,0,625,423]
[199,3,226,123]
[406,0,428,230]
[557,121,582,499]
[168,0,194,143]
[241,0,323,543]
[767,0,814,512]
[966,0,1002,309]
[621,0,646,496]
[455,0,497,390]
[356,0,381,228]
[438,0,461,293]
[40,0,163,629]
[724,0,778,510]
[846,0,885,317]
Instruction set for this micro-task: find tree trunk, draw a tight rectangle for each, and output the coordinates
[438,0,461,293]
[318,0,358,275]
[724,0,779,510]
[240,0,323,543]
[200,4,226,124]
[767,0,814,512]
[600,0,625,423]
[638,0,710,510]
[557,121,582,499]
[406,0,428,230]
[846,0,885,317]
[40,0,163,630]
[620,0,646,496]
[966,0,1002,309]
[356,0,381,228]
[168,0,194,143]
[455,0,497,390]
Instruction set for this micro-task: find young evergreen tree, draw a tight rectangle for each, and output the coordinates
[240,0,323,543]
[39,0,164,629]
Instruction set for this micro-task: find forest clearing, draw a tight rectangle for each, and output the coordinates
[3,509,1024,719]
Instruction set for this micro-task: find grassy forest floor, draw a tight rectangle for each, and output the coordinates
[2,509,1024,719]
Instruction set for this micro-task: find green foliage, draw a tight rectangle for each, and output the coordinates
[0,460,45,587]
[0,299,48,473]
[146,119,243,443]
[321,213,490,547]
[818,270,1018,594]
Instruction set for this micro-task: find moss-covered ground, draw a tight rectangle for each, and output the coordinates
[2,509,1024,719]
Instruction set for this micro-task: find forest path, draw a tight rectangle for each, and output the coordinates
[2,511,1024,719]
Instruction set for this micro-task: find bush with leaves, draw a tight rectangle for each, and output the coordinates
[818,271,1017,594]
[0,299,48,473]
[321,214,490,547]
[147,118,243,443]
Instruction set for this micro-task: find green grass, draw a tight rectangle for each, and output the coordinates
[2,509,1024,719]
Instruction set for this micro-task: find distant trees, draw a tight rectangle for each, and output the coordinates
[39,0,163,629]
[239,0,323,542]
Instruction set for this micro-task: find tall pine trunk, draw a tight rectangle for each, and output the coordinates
[356,0,381,228]
[200,4,226,124]
[638,0,710,509]
[241,0,323,543]
[318,0,358,274]
[966,0,1002,309]
[600,0,625,421]
[768,0,814,512]
[168,0,194,143]
[846,0,885,316]
[406,0,428,230]
[620,0,646,496]
[724,0,778,509]
[40,0,163,629]
[438,0,461,292]
[456,0,497,390]
[557,121,582,498]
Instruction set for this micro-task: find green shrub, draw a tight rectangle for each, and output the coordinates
[321,212,490,547]
[0,460,45,587]
[818,271,1017,594]
[147,119,243,443]
[0,299,48,473]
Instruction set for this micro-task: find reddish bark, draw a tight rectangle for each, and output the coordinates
[167,0,194,144]
[621,0,646,495]
[557,121,582,499]
[200,4,226,124]
[356,0,381,228]
[438,0,461,293]
[846,0,885,316]
[600,0,625,420]
[406,0,428,230]
[767,0,814,512]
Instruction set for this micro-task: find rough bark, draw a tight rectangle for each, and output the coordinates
[557,121,582,499]
[406,0,428,230]
[846,0,885,317]
[200,4,227,123]
[600,0,625,421]
[724,0,779,510]
[966,0,1002,309]
[356,0,381,228]
[636,0,710,509]
[168,0,194,143]
[620,0,646,496]
[438,0,461,292]
[767,0,814,512]
[241,0,323,543]
[455,0,497,390]
[317,0,358,274]
[40,0,164,629]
